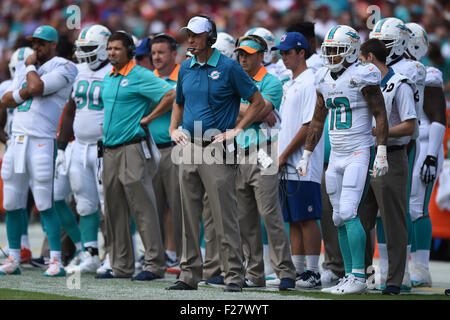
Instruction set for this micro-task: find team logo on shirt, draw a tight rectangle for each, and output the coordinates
[209,70,221,80]
[349,77,358,88]
[120,79,129,87]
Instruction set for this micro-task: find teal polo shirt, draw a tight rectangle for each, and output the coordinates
[102,60,171,146]
[235,66,283,149]
[176,48,258,136]
[150,64,180,144]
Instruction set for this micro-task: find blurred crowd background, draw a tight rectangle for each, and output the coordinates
[0,0,449,95]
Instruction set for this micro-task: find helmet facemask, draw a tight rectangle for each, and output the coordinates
[321,43,351,72]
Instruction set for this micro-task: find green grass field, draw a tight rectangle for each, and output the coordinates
[0,265,449,300]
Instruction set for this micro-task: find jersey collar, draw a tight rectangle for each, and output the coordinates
[380,67,395,88]
[154,64,180,82]
[252,66,267,82]
[109,59,136,77]
[189,48,220,68]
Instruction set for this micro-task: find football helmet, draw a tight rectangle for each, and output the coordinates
[405,22,428,61]
[245,27,275,65]
[8,47,34,78]
[321,25,360,72]
[212,32,235,58]
[369,17,409,64]
[75,24,111,70]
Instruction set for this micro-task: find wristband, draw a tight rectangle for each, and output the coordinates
[377,145,387,156]
[303,149,313,160]
[12,89,25,104]
[26,65,37,74]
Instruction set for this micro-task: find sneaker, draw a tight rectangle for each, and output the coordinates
[266,272,301,287]
[166,265,181,275]
[67,251,102,274]
[320,269,339,287]
[382,285,400,295]
[165,252,179,268]
[296,270,321,288]
[0,256,21,275]
[401,271,412,292]
[30,256,49,269]
[95,269,115,279]
[96,254,111,274]
[265,272,277,281]
[165,281,196,290]
[322,276,347,293]
[43,258,66,277]
[0,246,9,259]
[131,270,162,281]
[332,274,367,295]
[279,277,296,291]
[411,263,432,287]
[20,246,32,264]
[224,283,242,292]
[65,250,82,272]
[205,275,225,287]
[243,278,265,289]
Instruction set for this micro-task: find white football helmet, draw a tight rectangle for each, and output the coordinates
[8,47,34,78]
[405,22,428,61]
[369,17,409,64]
[321,25,360,72]
[75,24,111,70]
[212,32,235,59]
[245,27,275,65]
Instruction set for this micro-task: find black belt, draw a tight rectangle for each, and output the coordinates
[156,141,176,149]
[190,136,213,147]
[241,140,272,157]
[104,136,145,150]
[387,145,405,152]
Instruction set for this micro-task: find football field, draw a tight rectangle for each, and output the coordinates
[1,223,450,301]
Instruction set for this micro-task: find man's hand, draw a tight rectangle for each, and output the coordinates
[371,145,388,177]
[170,128,188,146]
[213,128,243,143]
[296,150,312,177]
[263,111,277,127]
[420,155,438,185]
[25,52,37,67]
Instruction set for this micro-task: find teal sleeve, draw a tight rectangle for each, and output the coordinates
[260,76,283,110]
[139,68,172,104]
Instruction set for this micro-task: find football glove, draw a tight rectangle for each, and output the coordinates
[296,150,312,177]
[420,155,437,185]
[371,145,388,178]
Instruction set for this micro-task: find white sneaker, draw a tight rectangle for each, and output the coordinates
[65,250,82,273]
[0,256,21,275]
[322,276,347,293]
[96,253,111,274]
[401,271,412,291]
[320,269,339,287]
[0,246,9,260]
[266,277,281,287]
[296,270,321,288]
[74,251,102,273]
[411,263,432,287]
[43,258,66,277]
[332,274,367,295]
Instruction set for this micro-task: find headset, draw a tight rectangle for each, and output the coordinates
[112,30,136,59]
[152,33,178,51]
[235,34,268,53]
[196,14,217,46]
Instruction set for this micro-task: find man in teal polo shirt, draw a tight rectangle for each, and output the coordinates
[166,15,265,292]
[233,35,296,290]
[97,31,175,281]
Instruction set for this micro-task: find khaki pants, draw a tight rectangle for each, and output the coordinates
[178,142,244,288]
[201,193,222,280]
[152,145,183,259]
[236,152,295,285]
[103,143,166,277]
[320,164,345,277]
[359,147,408,288]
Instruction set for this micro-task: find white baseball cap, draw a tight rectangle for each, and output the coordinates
[180,16,212,34]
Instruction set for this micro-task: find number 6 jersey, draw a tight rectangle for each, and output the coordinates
[315,62,381,153]
[72,62,112,144]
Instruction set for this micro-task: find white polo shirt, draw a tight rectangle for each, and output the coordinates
[278,67,324,183]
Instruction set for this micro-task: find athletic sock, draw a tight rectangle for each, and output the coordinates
[291,255,305,275]
[50,251,62,263]
[79,211,100,247]
[9,248,20,263]
[6,209,25,250]
[40,207,62,252]
[166,250,177,262]
[344,217,366,279]
[54,200,82,245]
[413,217,432,267]
[20,235,30,250]
[305,255,320,273]
[337,225,352,275]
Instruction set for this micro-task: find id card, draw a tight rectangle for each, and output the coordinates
[141,140,151,159]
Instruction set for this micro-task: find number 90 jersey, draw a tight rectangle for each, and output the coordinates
[315,62,381,153]
[71,62,112,144]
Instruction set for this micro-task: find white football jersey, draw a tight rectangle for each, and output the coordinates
[315,62,381,153]
[0,79,14,135]
[10,57,78,138]
[72,62,112,143]
[390,58,426,139]
[378,69,416,146]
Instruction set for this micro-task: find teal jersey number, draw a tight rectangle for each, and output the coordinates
[74,80,104,110]
[18,83,32,112]
[327,97,352,130]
